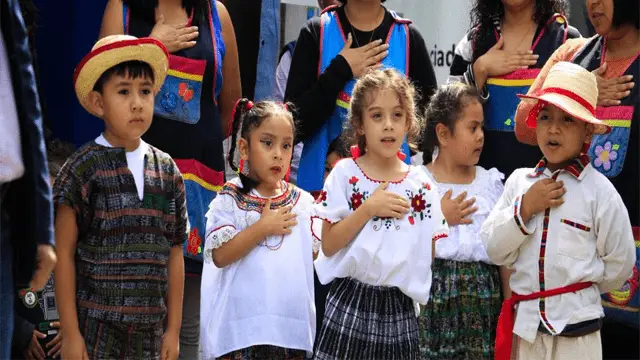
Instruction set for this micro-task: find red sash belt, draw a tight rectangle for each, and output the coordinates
[495,281,593,360]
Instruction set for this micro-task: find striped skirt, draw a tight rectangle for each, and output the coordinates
[314,277,420,360]
[418,259,502,360]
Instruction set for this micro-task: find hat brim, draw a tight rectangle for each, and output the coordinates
[73,38,169,116]
[517,92,610,135]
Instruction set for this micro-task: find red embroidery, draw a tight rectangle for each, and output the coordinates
[178,82,194,102]
[350,192,364,210]
[315,190,328,206]
[187,228,202,255]
[349,176,359,185]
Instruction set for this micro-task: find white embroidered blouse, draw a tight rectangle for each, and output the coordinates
[201,178,318,358]
[421,166,504,263]
[312,159,449,304]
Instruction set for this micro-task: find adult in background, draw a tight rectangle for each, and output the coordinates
[99,0,241,358]
[285,0,438,193]
[514,0,639,357]
[450,0,581,180]
[0,0,57,357]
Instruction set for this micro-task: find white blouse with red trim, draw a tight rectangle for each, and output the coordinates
[201,177,318,357]
[312,158,449,304]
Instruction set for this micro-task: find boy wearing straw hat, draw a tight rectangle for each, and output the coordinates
[481,61,636,360]
[53,35,187,360]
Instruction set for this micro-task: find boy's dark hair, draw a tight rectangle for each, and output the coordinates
[46,139,75,179]
[612,0,640,29]
[421,83,483,164]
[227,99,297,194]
[92,61,155,93]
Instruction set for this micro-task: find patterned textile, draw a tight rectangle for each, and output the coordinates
[79,309,163,360]
[53,141,188,325]
[314,277,420,360]
[419,259,502,360]
[217,346,306,360]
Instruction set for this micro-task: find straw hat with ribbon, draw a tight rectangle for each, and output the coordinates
[516,61,610,136]
[73,35,169,115]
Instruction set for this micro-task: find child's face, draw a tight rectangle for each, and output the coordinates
[536,104,594,170]
[359,88,407,159]
[440,99,484,166]
[88,72,155,143]
[324,151,342,181]
[239,115,294,188]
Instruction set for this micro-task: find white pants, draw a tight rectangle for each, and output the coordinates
[513,331,602,360]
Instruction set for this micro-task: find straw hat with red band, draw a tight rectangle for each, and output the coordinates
[516,61,610,136]
[73,35,169,115]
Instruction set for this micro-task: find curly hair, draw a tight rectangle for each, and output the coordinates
[347,68,422,156]
[421,83,482,164]
[470,0,569,60]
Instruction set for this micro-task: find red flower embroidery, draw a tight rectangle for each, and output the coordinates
[178,82,194,102]
[315,190,327,204]
[408,216,415,225]
[350,192,364,210]
[187,228,202,255]
[423,182,431,190]
[349,176,359,185]
[411,194,426,212]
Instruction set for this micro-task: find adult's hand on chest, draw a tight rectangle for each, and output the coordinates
[150,11,199,53]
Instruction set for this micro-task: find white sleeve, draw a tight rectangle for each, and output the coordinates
[313,161,351,224]
[204,193,240,263]
[274,52,292,103]
[595,193,637,293]
[427,182,449,243]
[481,171,535,267]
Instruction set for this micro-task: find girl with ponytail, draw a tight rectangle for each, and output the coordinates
[201,99,320,359]
[417,83,506,359]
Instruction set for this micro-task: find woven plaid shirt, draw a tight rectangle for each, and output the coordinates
[53,141,187,325]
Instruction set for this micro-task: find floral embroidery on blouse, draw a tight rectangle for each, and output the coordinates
[315,190,328,206]
[348,176,370,211]
[405,183,433,225]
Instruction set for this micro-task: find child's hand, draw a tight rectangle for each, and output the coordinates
[521,179,566,222]
[161,330,180,360]
[363,183,410,219]
[61,331,88,360]
[24,330,46,360]
[441,190,478,226]
[258,199,298,237]
[46,322,63,359]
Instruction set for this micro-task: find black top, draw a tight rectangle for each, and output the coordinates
[285,6,437,143]
[450,16,580,178]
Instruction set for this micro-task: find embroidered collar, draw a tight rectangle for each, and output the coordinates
[219,181,301,212]
[528,154,590,180]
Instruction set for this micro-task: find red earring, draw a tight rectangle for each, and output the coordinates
[238,159,245,175]
[350,145,361,159]
[285,166,291,182]
[397,151,406,161]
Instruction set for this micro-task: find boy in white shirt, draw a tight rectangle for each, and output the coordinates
[481,61,636,360]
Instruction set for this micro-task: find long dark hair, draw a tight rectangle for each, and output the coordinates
[421,83,482,164]
[470,0,568,60]
[228,99,297,194]
[122,0,211,24]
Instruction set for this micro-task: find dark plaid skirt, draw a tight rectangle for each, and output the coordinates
[79,311,163,360]
[418,259,502,360]
[216,345,307,360]
[314,277,420,360]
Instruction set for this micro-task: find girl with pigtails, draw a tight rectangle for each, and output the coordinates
[200,99,319,360]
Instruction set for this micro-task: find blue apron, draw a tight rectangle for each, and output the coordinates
[297,8,411,192]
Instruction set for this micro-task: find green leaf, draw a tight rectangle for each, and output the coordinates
[420,213,424,221]
[612,144,620,151]
[505,118,512,126]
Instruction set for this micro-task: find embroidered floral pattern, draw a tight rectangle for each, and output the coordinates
[187,228,202,255]
[208,225,238,251]
[405,184,432,225]
[348,176,370,211]
[315,190,328,206]
[178,82,194,102]
[594,141,618,171]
